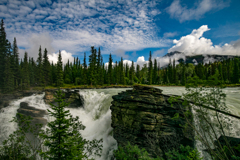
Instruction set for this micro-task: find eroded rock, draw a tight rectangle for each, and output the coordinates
[110,85,194,158]
[17,102,47,126]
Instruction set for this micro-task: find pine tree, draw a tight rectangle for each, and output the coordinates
[36,46,44,86]
[12,37,20,89]
[129,61,135,84]
[107,54,113,84]
[22,52,30,89]
[168,58,173,84]
[173,59,177,84]
[56,51,64,87]
[153,59,157,84]
[120,58,125,85]
[40,89,102,159]
[82,52,87,85]
[3,52,14,93]
[43,48,51,86]
[0,19,8,92]
[136,64,140,80]
[148,51,153,85]
[29,58,36,86]
[88,46,97,85]
[181,62,186,86]
[233,58,239,83]
[97,47,101,84]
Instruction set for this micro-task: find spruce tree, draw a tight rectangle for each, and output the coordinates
[88,46,97,85]
[82,52,87,85]
[3,52,14,93]
[120,58,125,85]
[40,89,102,159]
[129,61,135,84]
[0,19,8,91]
[43,48,51,86]
[37,46,44,86]
[107,54,113,84]
[148,51,153,85]
[97,47,101,84]
[12,37,20,88]
[136,64,140,80]
[233,58,239,83]
[56,50,64,87]
[22,52,30,89]
[181,62,186,86]
[153,59,157,84]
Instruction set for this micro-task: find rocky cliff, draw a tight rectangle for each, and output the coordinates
[110,85,194,158]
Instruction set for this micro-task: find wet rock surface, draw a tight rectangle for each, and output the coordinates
[110,85,194,158]
[44,89,84,108]
[17,102,47,126]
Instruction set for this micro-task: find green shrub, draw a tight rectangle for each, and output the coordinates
[165,145,202,160]
[114,142,161,160]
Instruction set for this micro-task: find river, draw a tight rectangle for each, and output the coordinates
[0,87,240,159]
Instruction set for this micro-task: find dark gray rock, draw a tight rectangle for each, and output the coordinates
[17,102,47,126]
[110,85,194,158]
[44,89,84,108]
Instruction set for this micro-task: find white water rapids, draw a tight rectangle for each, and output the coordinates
[0,87,240,159]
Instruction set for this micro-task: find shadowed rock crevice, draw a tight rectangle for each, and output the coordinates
[110,85,194,158]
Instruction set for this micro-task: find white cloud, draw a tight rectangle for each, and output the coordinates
[48,50,74,64]
[152,49,165,58]
[168,25,240,56]
[163,32,178,38]
[166,0,228,22]
[2,0,169,59]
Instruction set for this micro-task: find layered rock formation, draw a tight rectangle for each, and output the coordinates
[110,85,194,158]
[17,102,47,126]
[44,89,84,108]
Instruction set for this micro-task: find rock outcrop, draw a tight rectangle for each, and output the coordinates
[17,102,47,126]
[110,85,194,158]
[44,89,84,108]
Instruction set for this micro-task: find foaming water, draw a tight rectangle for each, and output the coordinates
[0,93,46,144]
[1,87,240,160]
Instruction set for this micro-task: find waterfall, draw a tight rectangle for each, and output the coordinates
[0,88,130,160]
[1,87,240,160]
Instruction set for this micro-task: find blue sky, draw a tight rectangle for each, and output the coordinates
[1,0,240,66]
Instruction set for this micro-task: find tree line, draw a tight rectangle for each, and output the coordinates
[1,19,240,93]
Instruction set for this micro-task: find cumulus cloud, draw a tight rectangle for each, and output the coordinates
[166,0,228,22]
[48,50,74,64]
[168,25,240,56]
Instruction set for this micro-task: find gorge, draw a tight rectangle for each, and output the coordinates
[0,87,240,159]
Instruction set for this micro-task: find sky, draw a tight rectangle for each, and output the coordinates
[1,0,240,67]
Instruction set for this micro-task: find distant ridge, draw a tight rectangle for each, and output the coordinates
[163,51,237,64]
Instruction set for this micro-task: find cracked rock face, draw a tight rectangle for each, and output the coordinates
[110,85,194,158]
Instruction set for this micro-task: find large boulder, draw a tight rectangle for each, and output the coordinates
[17,102,47,126]
[44,89,84,108]
[110,85,194,158]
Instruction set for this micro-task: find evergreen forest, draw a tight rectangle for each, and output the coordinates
[0,19,239,94]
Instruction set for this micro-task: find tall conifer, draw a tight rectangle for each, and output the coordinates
[56,50,64,87]
[148,51,153,85]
